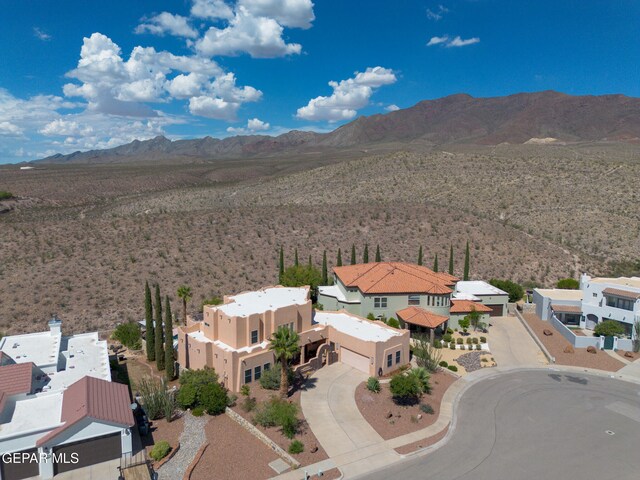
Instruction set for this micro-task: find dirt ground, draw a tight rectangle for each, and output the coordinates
[355,370,456,440]
[522,313,625,371]
[141,414,185,456]
[616,350,640,361]
[191,414,280,480]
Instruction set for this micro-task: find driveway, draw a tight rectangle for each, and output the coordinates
[618,358,640,381]
[488,316,547,367]
[300,363,382,458]
[359,370,640,480]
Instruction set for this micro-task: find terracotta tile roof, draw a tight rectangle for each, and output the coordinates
[37,376,134,446]
[0,362,33,396]
[396,307,449,328]
[449,300,493,314]
[602,287,640,300]
[334,262,457,295]
[551,304,583,314]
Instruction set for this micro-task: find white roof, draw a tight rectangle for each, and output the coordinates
[216,287,308,317]
[0,331,60,367]
[455,281,508,296]
[452,292,480,301]
[0,393,63,438]
[534,289,583,301]
[47,333,111,390]
[590,277,640,289]
[313,311,402,342]
[187,330,269,354]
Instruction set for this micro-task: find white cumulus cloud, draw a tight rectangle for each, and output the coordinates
[426,5,448,21]
[33,27,52,41]
[296,66,397,122]
[135,12,198,39]
[191,0,234,20]
[427,35,480,47]
[239,0,315,29]
[385,104,400,112]
[226,117,271,134]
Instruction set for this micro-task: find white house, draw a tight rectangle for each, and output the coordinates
[0,317,134,480]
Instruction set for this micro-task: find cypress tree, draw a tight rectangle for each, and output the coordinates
[350,244,356,265]
[448,245,454,275]
[308,254,312,268]
[294,248,299,267]
[337,248,343,267]
[375,245,381,262]
[164,296,174,381]
[433,253,439,272]
[463,241,470,281]
[322,250,328,285]
[417,246,423,266]
[363,244,369,263]
[145,281,155,361]
[279,246,284,283]
[154,284,165,371]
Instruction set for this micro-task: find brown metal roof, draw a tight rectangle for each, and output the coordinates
[551,304,583,314]
[37,376,134,446]
[0,362,33,396]
[396,307,449,329]
[602,287,640,300]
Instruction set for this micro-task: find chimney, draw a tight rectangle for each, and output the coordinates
[48,314,62,335]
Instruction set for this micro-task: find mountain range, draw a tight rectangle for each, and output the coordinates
[36,90,640,164]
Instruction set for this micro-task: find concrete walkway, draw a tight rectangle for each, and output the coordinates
[618,357,640,380]
[488,316,547,367]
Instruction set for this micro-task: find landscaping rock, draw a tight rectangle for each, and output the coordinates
[454,351,484,372]
[586,346,597,354]
[386,411,393,419]
[624,351,634,359]
[310,445,318,453]
[543,329,553,336]
[563,345,574,354]
[417,414,422,420]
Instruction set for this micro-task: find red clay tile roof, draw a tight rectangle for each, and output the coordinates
[0,362,33,396]
[550,304,583,314]
[334,262,457,295]
[602,287,640,300]
[396,307,449,328]
[36,376,134,446]
[449,300,493,314]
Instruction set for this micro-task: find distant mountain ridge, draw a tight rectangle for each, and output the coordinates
[37,91,640,164]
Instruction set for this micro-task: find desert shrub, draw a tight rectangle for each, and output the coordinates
[387,317,400,328]
[192,406,204,416]
[456,338,463,345]
[137,376,174,421]
[459,318,470,332]
[201,296,223,308]
[466,337,472,344]
[366,377,381,393]
[407,367,431,394]
[475,344,482,350]
[289,440,304,454]
[177,368,228,415]
[367,313,376,320]
[112,322,141,350]
[410,415,419,423]
[446,327,454,334]
[241,396,257,412]
[594,320,625,337]
[442,333,452,343]
[489,279,524,302]
[412,334,441,373]
[439,360,448,367]
[240,385,250,397]
[200,383,229,415]
[556,278,579,289]
[254,397,299,438]
[433,342,442,349]
[280,264,323,291]
[259,362,294,390]
[390,373,421,404]
[0,191,13,200]
[150,441,171,461]
[448,365,458,372]
[481,357,488,363]
[450,342,456,350]
[480,336,487,343]
[472,337,479,345]
[420,403,434,415]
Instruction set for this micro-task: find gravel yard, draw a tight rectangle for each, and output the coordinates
[522,313,625,372]
[158,412,209,480]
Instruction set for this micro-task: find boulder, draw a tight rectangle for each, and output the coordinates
[386,411,393,419]
[417,414,422,420]
[624,351,634,359]
[310,445,318,453]
[543,329,553,336]
[563,345,574,354]
[586,346,597,354]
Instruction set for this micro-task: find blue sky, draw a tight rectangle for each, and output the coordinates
[1,0,639,163]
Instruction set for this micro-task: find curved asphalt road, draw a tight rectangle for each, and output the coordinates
[358,370,640,480]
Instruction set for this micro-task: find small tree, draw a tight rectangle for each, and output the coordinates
[322,250,328,285]
[363,244,369,263]
[463,241,470,281]
[269,326,300,399]
[633,320,640,353]
[458,318,470,333]
[145,281,155,361]
[177,368,229,415]
[375,245,381,262]
[337,248,343,267]
[164,296,175,381]
[433,253,439,272]
[279,245,285,283]
[489,279,524,302]
[417,245,423,266]
[350,244,356,265]
[177,285,192,326]
[294,248,299,267]
[594,320,625,337]
[113,322,141,350]
[412,334,442,373]
[280,264,323,294]
[465,308,482,331]
[556,278,579,289]
[448,245,454,275]
[154,284,165,371]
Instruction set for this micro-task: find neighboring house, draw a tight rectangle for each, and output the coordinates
[0,317,134,480]
[452,281,509,317]
[177,285,410,391]
[533,274,640,339]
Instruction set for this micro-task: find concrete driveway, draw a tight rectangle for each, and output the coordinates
[488,316,547,367]
[618,358,640,381]
[300,363,382,458]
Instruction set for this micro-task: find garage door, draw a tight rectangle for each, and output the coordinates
[340,347,369,374]
[53,432,121,475]
[0,448,40,480]
[485,304,504,317]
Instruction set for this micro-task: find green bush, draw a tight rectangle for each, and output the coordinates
[446,327,454,334]
[177,368,229,415]
[556,278,579,289]
[150,441,171,461]
[0,191,14,201]
[475,344,482,350]
[433,341,442,349]
[450,342,456,350]
[448,365,458,372]
[387,317,400,328]
[254,397,299,438]
[442,333,452,343]
[472,337,479,345]
[288,440,304,454]
[192,406,204,417]
[466,337,472,344]
[489,279,524,302]
[200,382,229,415]
[259,363,294,390]
[112,322,142,350]
[241,396,257,412]
[366,377,381,393]
[480,336,487,343]
[389,373,421,404]
[594,320,625,337]
[439,360,448,367]
[367,313,376,320]
[407,367,431,394]
[137,377,175,421]
[456,338,463,345]
[240,385,250,397]
[420,403,434,415]
[459,318,470,332]
[202,296,223,308]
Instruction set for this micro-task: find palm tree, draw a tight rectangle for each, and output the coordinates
[177,285,193,326]
[269,326,300,399]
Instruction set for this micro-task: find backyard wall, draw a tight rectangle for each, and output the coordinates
[550,315,601,349]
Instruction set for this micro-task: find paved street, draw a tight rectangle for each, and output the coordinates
[488,316,547,367]
[358,370,640,480]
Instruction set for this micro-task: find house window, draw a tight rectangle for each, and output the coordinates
[592,293,597,298]
[254,365,262,381]
[395,350,401,364]
[374,297,388,309]
[387,353,392,368]
[244,369,252,384]
[408,295,420,306]
[204,322,210,327]
[251,330,259,344]
[264,363,271,371]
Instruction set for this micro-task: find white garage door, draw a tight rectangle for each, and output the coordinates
[340,347,369,374]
